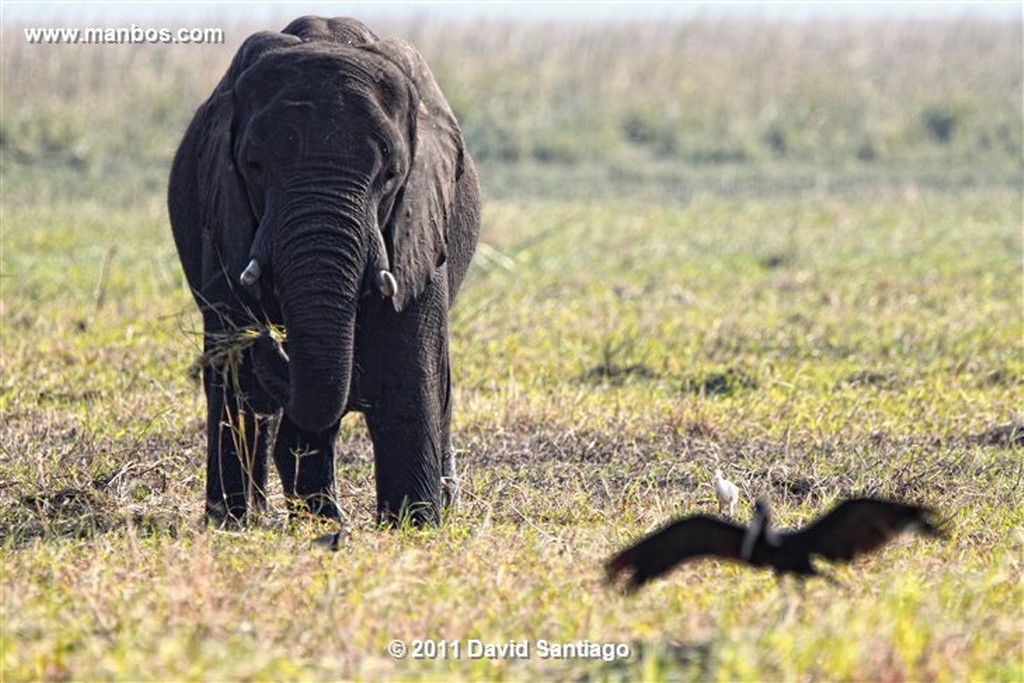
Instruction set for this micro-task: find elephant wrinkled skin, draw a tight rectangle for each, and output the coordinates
[168,16,480,526]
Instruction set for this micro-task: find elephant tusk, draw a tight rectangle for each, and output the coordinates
[239,258,262,286]
[375,269,398,298]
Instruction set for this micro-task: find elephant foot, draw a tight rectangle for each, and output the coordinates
[377,497,441,529]
[285,492,342,523]
[205,497,249,529]
[206,485,272,528]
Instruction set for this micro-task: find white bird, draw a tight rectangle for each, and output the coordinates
[713,469,739,517]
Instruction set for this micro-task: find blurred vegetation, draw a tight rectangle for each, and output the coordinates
[2,16,1021,205]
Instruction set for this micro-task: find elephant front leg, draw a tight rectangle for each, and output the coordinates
[272,415,342,521]
[203,365,273,526]
[360,270,452,527]
[365,407,447,526]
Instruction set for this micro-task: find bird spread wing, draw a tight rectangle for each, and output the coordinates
[792,497,944,563]
[605,515,748,592]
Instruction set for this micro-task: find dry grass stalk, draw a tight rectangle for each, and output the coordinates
[187,323,286,384]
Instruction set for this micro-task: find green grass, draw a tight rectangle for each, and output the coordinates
[2,14,1023,682]
[4,191,1020,680]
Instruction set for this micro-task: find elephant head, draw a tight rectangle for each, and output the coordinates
[194,17,466,433]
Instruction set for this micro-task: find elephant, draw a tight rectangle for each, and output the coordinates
[168,16,480,527]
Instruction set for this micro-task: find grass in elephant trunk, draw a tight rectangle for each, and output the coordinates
[187,322,287,386]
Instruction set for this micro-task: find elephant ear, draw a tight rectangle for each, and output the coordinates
[194,32,300,280]
[365,38,465,312]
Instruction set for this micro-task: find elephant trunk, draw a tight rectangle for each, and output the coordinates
[256,212,366,434]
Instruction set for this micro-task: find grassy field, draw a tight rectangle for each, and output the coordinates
[2,13,1022,681]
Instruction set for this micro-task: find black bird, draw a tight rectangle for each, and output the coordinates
[606,497,944,592]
